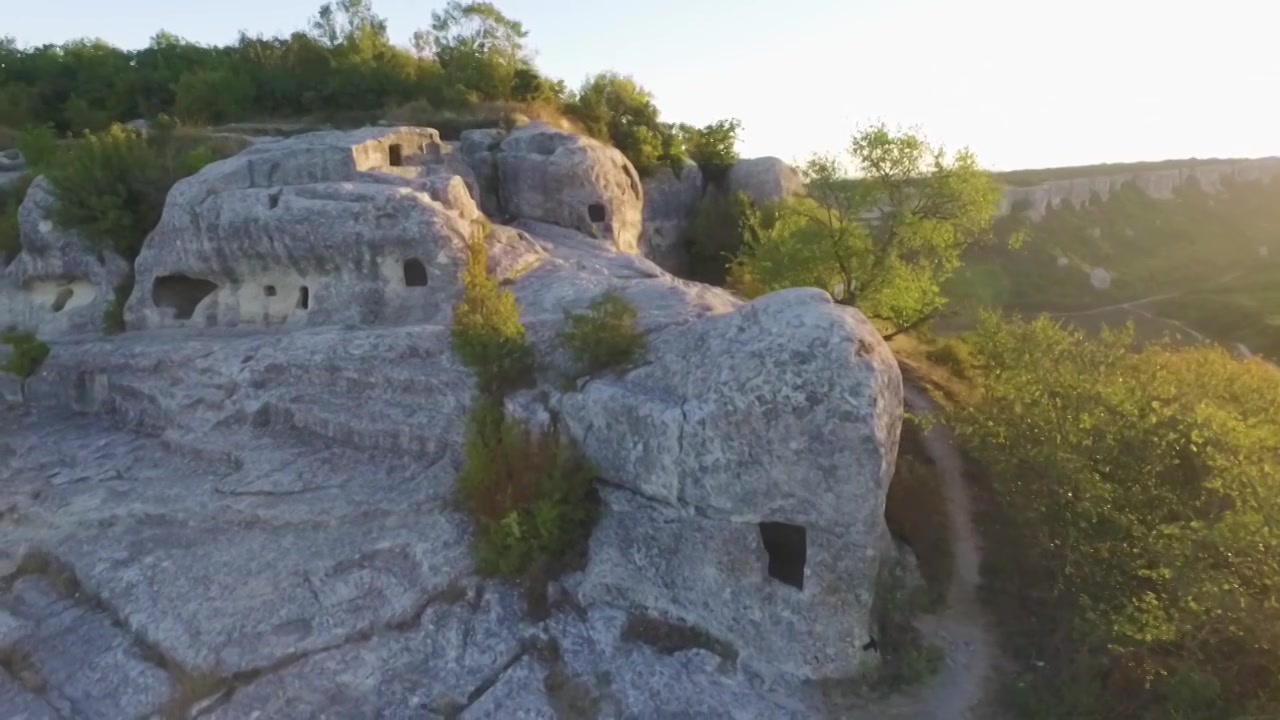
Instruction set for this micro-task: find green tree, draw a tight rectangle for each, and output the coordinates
[946,313,1280,718]
[309,0,388,47]
[566,72,684,175]
[412,1,537,103]
[680,118,742,179]
[173,66,256,124]
[729,124,1005,336]
[450,232,535,395]
[417,1,530,66]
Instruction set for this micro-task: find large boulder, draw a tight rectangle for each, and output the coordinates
[494,123,644,255]
[563,288,901,679]
[0,175,131,338]
[125,127,487,331]
[638,160,704,275]
[725,156,805,206]
[4,124,904,714]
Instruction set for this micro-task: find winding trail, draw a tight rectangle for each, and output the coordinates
[873,384,1003,720]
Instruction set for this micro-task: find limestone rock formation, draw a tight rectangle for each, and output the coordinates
[493,123,644,254]
[564,287,900,679]
[125,127,483,332]
[725,156,806,206]
[2,126,902,716]
[638,160,703,275]
[0,175,131,338]
[998,157,1280,220]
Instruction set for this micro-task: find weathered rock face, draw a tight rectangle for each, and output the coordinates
[564,288,901,680]
[0,176,131,338]
[725,156,805,206]
[2,125,902,716]
[458,128,506,218]
[638,160,704,275]
[491,123,644,254]
[998,157,1280,220]
[126,127,483,332]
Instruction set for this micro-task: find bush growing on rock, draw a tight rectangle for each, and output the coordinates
[1,330,50,378]
[17,125,61,174]
[449,234,535,395]
[559,291,646,375]
[455,394,598,577]
[44,120,237,260]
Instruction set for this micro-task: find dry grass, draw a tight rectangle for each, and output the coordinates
[888,332,977,409]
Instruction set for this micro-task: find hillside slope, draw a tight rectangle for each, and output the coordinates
[946,157,1280,358]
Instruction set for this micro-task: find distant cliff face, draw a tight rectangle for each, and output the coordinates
[998,158,1280,220]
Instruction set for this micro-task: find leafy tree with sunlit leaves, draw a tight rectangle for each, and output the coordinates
[729,124,1005,336]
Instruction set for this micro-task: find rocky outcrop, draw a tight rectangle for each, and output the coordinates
[2,126,902,715]
[998,157,1280,220]
[638,160,703,275]
[125,127,483,332]
[0,176,131,338]
[566,288,900,679]
[494,123,644,254]
[725,156,805,206]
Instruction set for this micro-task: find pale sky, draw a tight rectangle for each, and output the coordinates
[8,0,1278,170]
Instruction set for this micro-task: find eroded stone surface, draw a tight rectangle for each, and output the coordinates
[639,160,704,275]
[126,127,486,333]
[496,124,644,254]
[1,575,173,719]
[1,123,904,716]
[725,156,805,206]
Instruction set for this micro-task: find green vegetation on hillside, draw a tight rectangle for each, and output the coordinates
[0,1,739,176]
[944,172,1280,358]
[1153,266,1280,359]
[946,314,1280,719]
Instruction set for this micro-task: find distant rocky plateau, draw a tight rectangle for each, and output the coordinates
[0,124,904,718]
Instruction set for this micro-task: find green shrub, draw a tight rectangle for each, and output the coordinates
[559,291,646,374]
[1,330,50,378]
[947,313,1280,718]
[17,125,60,174]
[102,275,134,335]
[455,394,598,577]
[173,67,255,125]
[863,570,944,694]
[43,121,232,260]
[450,234,535,396]
[681,118,741,180]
